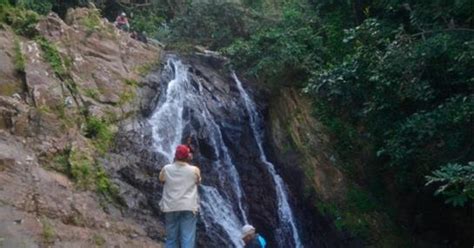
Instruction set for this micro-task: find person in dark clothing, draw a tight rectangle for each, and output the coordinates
[241,225,266,248]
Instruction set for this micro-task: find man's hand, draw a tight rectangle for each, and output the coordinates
[159,168,166,183]
[195,167,201,184]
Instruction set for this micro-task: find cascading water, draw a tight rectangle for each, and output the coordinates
[147,56,305,247]
[233,72,304,248]
[148,58,248,247]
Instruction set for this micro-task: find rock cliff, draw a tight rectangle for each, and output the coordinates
[0,7,162,247]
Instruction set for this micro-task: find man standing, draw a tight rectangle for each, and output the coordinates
[159,145,201,248]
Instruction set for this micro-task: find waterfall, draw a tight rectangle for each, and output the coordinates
[148,58,248,247]
[233,72,303,248]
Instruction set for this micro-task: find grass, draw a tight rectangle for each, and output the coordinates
[81,8,115,39]
[118,88,136,106]
[68,149,94,189]
[124,78,139,87]
[13,37,25,73]
[84,88,100,100]
[40,217,55,244]
[96,166,121,205]
[36,36,67,78]
[50,149,71,173]
[92,233,106,247]
[134,61,159,76]
[81,9,101,32]
[50,149,122,206]
[84,116,114,154]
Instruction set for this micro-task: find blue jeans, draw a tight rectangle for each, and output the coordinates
[165,211,197,248]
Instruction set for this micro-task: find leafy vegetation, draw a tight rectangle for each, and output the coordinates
[15,0,53,15]
[84,116,113,154]
[223,0,473,198]
[221,0,473,244]
[51,147,121,205]
[0,3,39,37]
[13,37,25,73]
[96,166,121,204]
[40,217,55,244]
[315,185,403,242]
[81,7,101,31]
[36,36,67,77]
[167,2,262,50]
[92,233,106,247]
[426,162,474,207]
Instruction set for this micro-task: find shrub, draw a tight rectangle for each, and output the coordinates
[84,116,113,153]
[0,4,39,37]
[16,0,53,15]
[426,162,474,207]
[168,2,261,50]
[223,4,323,87]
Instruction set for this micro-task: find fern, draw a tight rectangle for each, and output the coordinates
[425,162,474,207]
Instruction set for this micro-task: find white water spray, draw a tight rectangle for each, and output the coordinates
[148,58,248,247]
[232,72,303,248]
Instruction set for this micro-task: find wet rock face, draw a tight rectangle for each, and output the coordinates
[111,54,283,247]
[267,88,365,247]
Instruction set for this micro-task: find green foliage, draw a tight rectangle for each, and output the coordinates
[224,4,324,87]
[84,88,100,100]
[225,0,473,242]
[426,162,474,207]
[118,88,136,105]
[0,4,39,37]
[347,187,379,213]
[96,166,120,204]
[305,18,473,191]
[0,0,10,6]
[40,217,55,244]
[51,149,71,173]
[168,2,260,50]
[81,8,101,32]
[16,0,53,15]
[316,186,380,239]
[128,7,166,38]
[134,62,159,76]
[13,38,25,73]
[84,116,113,154]
[36,36,67,77]
[68,149,94,189]
[92,233,106,247]
[124,78,138,87]
[50,149,121,205]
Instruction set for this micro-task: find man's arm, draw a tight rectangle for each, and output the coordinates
[159,167,166,183]
[195,167,201,184]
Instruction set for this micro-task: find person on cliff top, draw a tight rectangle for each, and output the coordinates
[159,144,201,248]
[241,224,267,248]
[114,12,130,31]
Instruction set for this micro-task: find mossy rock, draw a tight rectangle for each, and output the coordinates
[0,81,23,96]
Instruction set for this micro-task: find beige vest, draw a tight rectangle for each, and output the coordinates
[159,161,200,212]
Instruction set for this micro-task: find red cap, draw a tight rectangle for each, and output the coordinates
[175,145,191,160]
